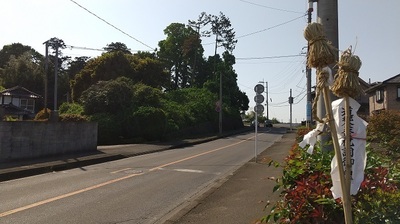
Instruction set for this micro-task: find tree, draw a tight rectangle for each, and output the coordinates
[209,12,237,54]
[70,51,134,101]
[131,53,170,89]
[67,56,90,80]
[0,51,44,96]
[0,43,42,68]
[79,77,134,115]
[103,42,131,54]
[158,23,204,90]
[70,51,167,102]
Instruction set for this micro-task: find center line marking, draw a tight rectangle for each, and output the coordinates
[0,135,255,218]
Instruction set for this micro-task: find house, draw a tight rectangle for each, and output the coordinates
[365,74,400,116]
[308,77,371,123]
[354,77,371,119]
[0,86,41,120]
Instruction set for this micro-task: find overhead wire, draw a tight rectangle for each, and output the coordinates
[238,0,305,14]
[236,14,306,39]
[202,13,306,46]
[68,0,155,51]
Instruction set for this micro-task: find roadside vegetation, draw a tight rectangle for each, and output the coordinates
[263,110,400,223]
[0,12,250,145]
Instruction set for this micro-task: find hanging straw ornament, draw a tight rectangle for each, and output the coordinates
[331,47,363,98]
[304,22,337,68]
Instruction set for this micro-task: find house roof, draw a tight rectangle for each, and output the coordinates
[1,103,33,115]
[365,74,400,93]
[0,86,41,98]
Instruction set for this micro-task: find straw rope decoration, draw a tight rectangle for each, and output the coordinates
[312,68,331,123]
[304,22,337,68]
[331,47,363,98]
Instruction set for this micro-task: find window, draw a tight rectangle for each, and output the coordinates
[376,89,384,102]
[397,87,400,99]
[20,99,35,112]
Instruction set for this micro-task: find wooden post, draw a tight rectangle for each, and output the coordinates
[344,97,352,199]
[322,86,353,224]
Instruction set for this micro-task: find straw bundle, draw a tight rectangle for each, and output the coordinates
[331,48,363,98]
[304,23,337,68]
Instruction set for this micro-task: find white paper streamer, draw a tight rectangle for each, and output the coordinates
[330,97,368,199]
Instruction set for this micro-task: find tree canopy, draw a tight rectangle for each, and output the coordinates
[0,12,249,142]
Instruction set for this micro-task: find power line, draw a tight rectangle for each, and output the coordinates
[69,0,154,51]
[239,0,305,14]
[236,54,303,60]
[236,14,306,39]
[66,45,105,52]
[203,14,305,46]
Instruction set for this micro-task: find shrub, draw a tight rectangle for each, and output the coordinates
[263,142,400,223]
[59,114,88,122]
[59,102,84,115]
[89,113,122,145]
[34,108,51,121]
[133,106,166,141]
[367,110,400,155]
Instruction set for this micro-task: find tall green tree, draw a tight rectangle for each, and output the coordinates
[70,51,167,102]
[71,51,134,101]
[103,42,131,54]
[0,43,42,68]
[158,23,204,90]
[0,51,44,95]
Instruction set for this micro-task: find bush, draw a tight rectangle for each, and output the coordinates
[133,106,166,141]
[59,114,88,122]
[34,108,51,121]
[59,102,84,115]
[263,141,400,223]
[89,113,122,145]
[367,110,400,155]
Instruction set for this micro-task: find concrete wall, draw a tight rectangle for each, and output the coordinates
[0,122,98,160]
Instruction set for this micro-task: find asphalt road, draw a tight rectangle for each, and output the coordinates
[0,130,284,224]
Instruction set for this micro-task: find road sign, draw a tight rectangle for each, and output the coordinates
[254,94,264,104]
[254,104,264,113]
[254,84,264,94]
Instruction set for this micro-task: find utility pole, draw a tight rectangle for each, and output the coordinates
[316,0,339,143]
[306,1,316,128]
[51,43,60,122]
[290,89,292,129]
[43,41,49,113]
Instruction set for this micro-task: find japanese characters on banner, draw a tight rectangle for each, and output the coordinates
[330,97,368,199]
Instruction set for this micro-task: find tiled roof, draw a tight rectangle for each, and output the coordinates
[1,104,33,115]
[365,74,400,93]
[0,86,41,98]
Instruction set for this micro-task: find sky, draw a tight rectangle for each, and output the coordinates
[1,0,400,123]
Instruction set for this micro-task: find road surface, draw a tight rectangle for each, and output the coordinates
[0,129,283,224]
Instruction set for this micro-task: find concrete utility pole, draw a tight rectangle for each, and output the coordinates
[54,44,59,113]
[43,41,49,112]
[306,1,316,128]
[316,0,339,143]
[289,89,293,130]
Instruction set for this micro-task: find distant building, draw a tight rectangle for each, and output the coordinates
[309,77,371,122]
[365,74,400,116]
[0,86,41,120]
[354,77,371,119]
